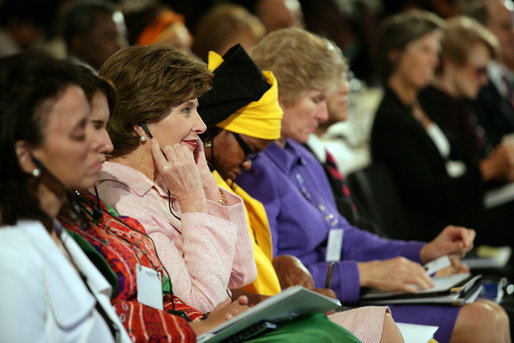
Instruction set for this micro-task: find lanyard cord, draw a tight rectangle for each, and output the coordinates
[295,173,340,229]
[167,190,182,221]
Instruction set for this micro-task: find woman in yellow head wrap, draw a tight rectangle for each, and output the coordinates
[198,44,287,298]
[199,44,343,301]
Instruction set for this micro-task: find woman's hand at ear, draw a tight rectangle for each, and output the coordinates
[151,138,207,213]
[194,138,224,203]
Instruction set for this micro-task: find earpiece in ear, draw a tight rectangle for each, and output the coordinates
[139,122,154,138]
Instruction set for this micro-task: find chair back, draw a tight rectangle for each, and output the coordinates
[346,163,411,240]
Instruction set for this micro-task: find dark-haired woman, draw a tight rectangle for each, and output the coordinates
[0,52,130,342]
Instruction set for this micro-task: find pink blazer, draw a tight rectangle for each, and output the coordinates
[97,161,257,312]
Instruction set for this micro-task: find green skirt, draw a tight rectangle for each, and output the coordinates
[246,313,361,343]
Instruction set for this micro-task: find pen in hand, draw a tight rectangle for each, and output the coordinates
[325,262,335,288]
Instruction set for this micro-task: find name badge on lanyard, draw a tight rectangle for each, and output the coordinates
[137,264,163,310]
[325,228,344,262]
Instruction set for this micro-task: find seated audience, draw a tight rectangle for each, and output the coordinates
[417,16,514,245]
[55,66,277,341]
[306,69,386,237]
[235,27,511,343]
[61,0,127,72]
[198,44,403,343]
[0,51,130,342]
[371,10,513,243]
[64,46,360,343]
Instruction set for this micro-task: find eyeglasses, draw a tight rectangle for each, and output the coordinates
[231,131,259,162]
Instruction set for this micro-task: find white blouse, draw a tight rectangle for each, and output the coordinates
[426,123,467,178]
[0,220,131,343]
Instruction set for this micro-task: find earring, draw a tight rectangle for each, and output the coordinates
[140,135,147,142]
[32,168,40,177]
[204,141,212,148]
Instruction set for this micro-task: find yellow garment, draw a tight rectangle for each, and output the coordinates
[207,51,283,140]
[213,171,281,295]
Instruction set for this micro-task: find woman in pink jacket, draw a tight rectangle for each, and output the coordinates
[96,44,257,313]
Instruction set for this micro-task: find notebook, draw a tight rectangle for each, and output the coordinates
[359,273,483,305]
[197,286,341,343]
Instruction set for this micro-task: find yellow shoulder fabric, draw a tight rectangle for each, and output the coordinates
[213,170,281,295]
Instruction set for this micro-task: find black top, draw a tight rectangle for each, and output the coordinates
[370,86,485,242]
[470,79,514,148]
[419,85,489,165]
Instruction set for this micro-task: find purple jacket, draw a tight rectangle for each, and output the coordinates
[236,139,459,342]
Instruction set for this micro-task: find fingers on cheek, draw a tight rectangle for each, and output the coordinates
[163,146,174,159]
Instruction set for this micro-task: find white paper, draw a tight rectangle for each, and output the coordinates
[424,255,451,275]
[197,286,341,343]
[396,322,439,343]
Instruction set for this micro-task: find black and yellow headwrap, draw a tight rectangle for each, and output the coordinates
[198,44,283,140]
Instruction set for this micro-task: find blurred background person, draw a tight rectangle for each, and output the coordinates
[466,0,514,149]
[417,16,514,246]
[251,0,304,33]
[192,3,265,62]
[123,0,193,53]
[0,0,57,57]
[371,10,503,242]
[60,0,128,73]
[236,27,510,343]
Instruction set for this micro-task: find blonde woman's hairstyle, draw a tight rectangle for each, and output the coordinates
[439,16,499,69]
[99,44,212,157]
[249,27,346,106]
